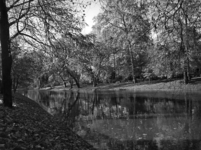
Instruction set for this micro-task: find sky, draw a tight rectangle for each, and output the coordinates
[81,1,101,35]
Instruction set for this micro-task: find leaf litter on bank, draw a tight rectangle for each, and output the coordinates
[0,94,96,150]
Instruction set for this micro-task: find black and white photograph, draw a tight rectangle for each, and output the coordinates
[1,0,201,149]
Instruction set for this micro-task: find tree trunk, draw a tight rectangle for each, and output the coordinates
[183,58,189,84]
[64,82,67,88]
[12,77,19,93]
[183,3,190,84]
[187,58,191,80]
[0,0,13,108]
[65,67,80,88]
[113,48,116,73]
[93,76,97,87]
[128,44,137,83]
[73,77,80,88]
[92,72,97,87]
[69,79,73,89]
[184,70,188,84]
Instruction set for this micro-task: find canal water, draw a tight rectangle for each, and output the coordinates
[21,90,201,150]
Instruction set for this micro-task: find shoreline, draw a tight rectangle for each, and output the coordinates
[3,79,201,149]
[0,93,96,150]
[44,79,201,95]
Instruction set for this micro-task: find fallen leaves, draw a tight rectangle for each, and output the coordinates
[0,94,96,150]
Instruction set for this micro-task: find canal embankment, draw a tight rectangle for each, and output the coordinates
[49,78,201,94]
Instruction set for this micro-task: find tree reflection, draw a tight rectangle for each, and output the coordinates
[24,90,201,150]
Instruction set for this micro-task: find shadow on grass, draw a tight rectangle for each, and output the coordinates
[189,77,201,84]
[96,78,182,90]
[49,77,201,91]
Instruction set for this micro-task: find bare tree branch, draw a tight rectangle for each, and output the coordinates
[9,0,33,27]
[8,0,35,11]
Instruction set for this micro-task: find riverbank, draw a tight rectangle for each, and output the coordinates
[0,94,96,150]
[50,77,201,94]
[104,78,201,93]
[2,78,200,149]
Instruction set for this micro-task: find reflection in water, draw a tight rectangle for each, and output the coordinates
[21,90,201,150]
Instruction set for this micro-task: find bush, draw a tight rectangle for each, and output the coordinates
[143,68,156,81]
[115,75,123,82]
[123,74,133,82]
[109,71,116,80]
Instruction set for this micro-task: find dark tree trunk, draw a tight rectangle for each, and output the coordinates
[183,59,189,84]
[65,68,80,88]
[92,73,97,87]
[0,0,13,108]
[12,77,19,93]
[64,82,67,88]
[184,70,188,84]
[183,5,190,84]
[187,58,191,81]
[93,78,97,87]
[73,77,80,88]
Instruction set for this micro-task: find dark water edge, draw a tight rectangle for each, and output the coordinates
[19,89,201,150]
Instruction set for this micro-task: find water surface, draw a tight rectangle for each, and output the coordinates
[21,90,201,150]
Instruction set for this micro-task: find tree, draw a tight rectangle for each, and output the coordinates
[94,0,150,83]
[12,53,40,92]
[0,0,13,107]
[49,37,82,88]
[0,0,84,107]
[149,0,201,83]
[75,33,112,86]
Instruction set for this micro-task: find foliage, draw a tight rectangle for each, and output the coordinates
[148,0,201,83]
[12,52,42,91]
[93,0,151,82]
[2,0,201,106]
[0,0,87,107]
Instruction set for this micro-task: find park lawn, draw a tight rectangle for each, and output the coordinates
[108,80,201,93]
[54,77,201,94]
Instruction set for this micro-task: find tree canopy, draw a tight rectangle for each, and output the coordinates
[1,0,201,107]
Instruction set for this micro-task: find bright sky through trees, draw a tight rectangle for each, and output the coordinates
[81,1,101,34]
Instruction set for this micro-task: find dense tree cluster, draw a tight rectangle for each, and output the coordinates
[92,0,201,84]
[0,0,86,107]
[1,0,201,107]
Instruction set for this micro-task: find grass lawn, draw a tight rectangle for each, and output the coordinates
[49,77,201,94]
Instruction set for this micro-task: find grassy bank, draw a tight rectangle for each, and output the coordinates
[0,94,96,150]
[105,79,201,93]
[50,78,201,94]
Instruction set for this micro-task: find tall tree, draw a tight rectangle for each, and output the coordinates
[94,0,150,83]
[0,0,13,107]
[0,0,84,107]
[149,0,201,83]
